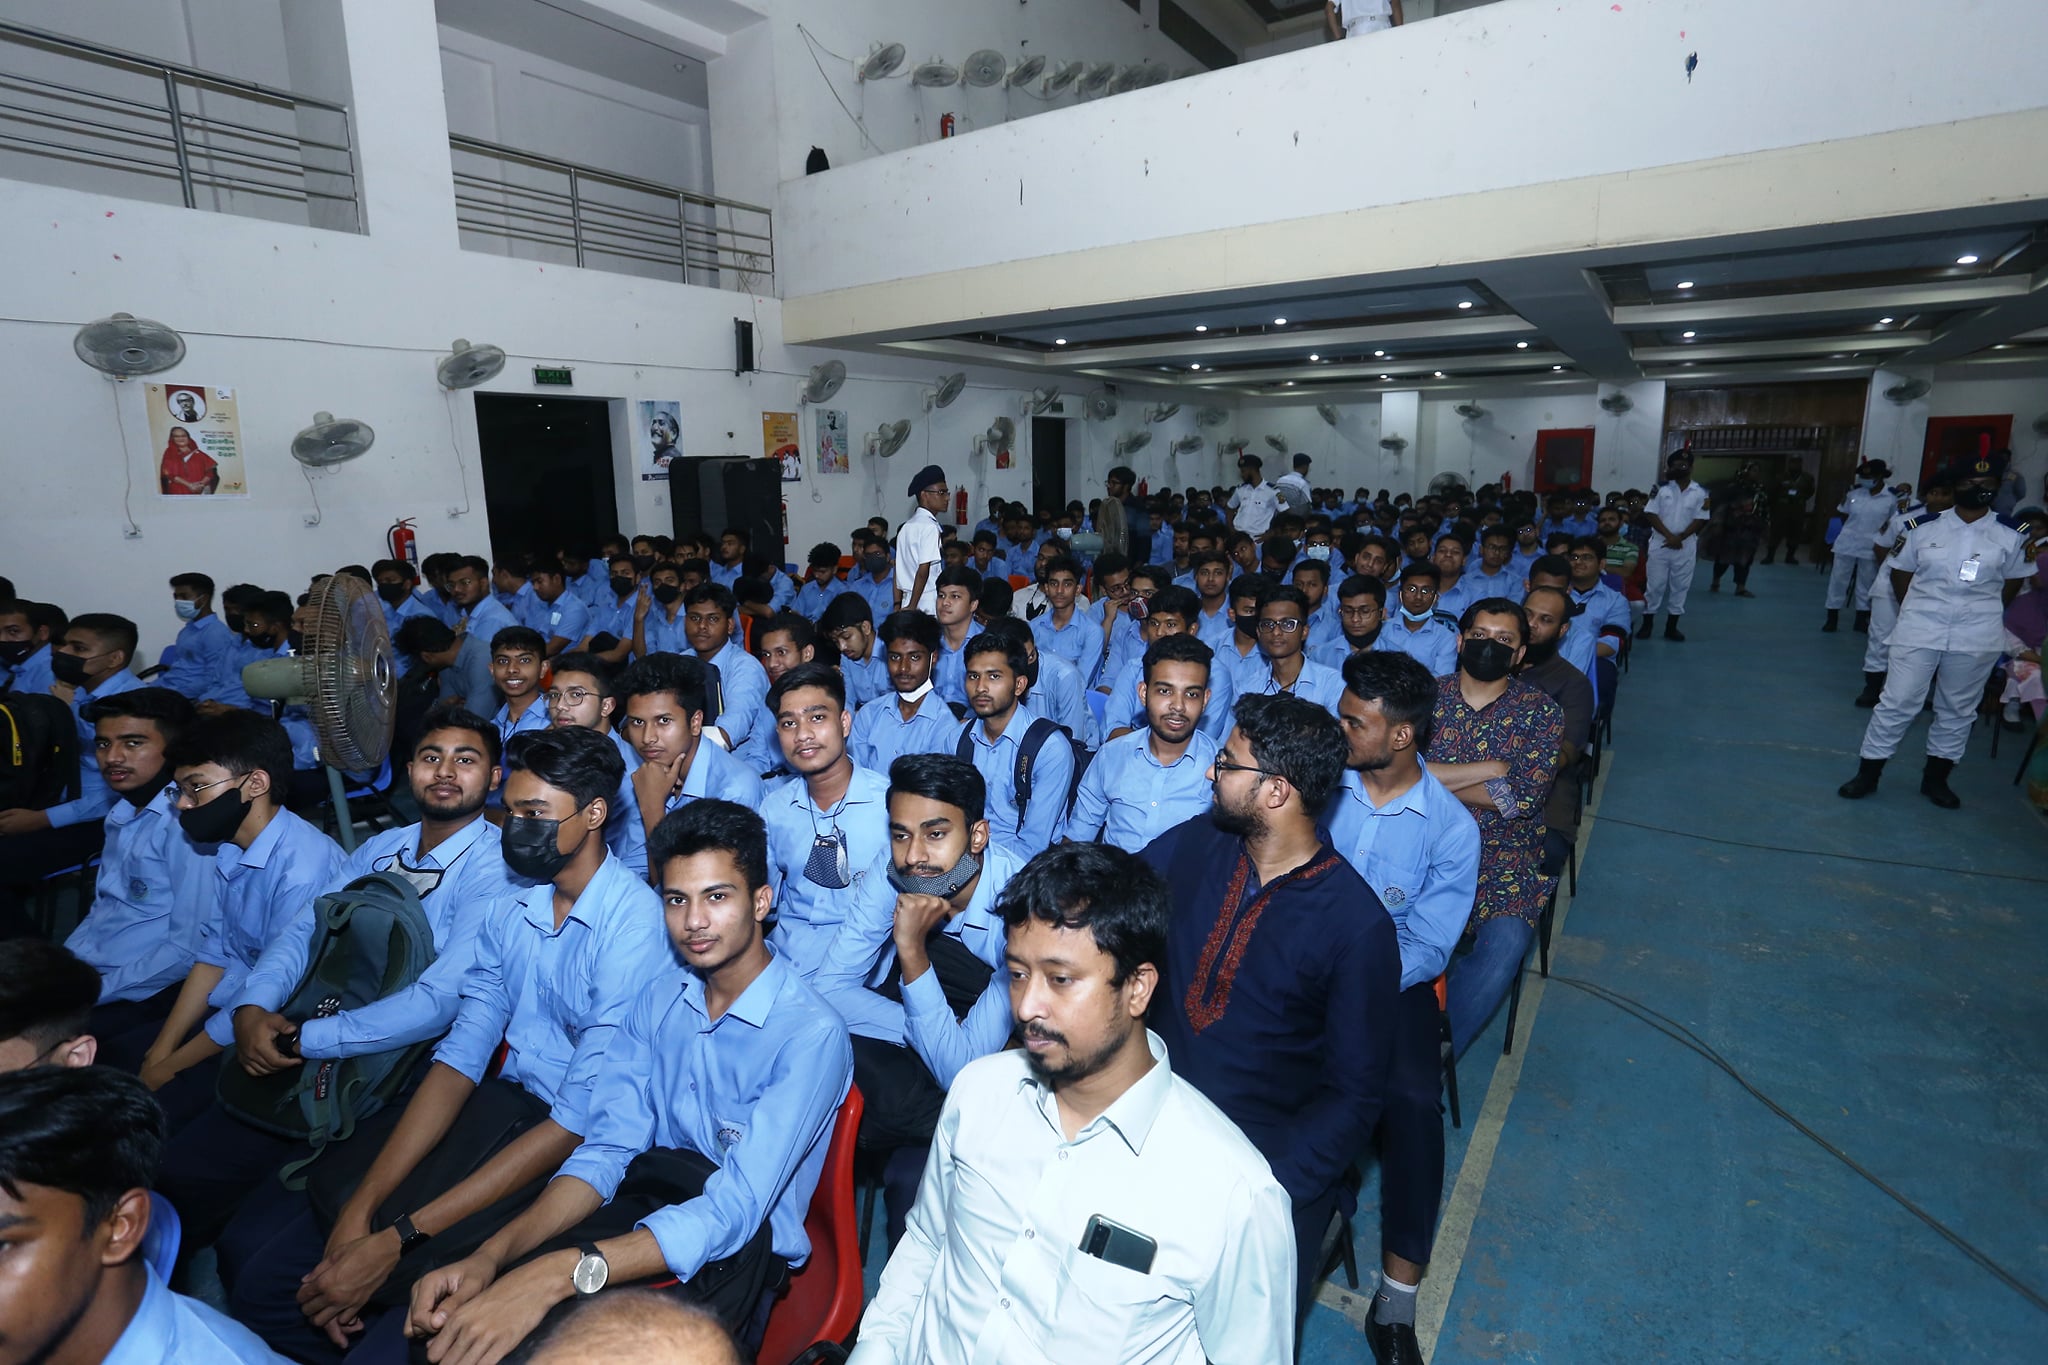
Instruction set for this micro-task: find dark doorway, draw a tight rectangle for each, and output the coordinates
[473,394,619,560]
[1031,417,1066,517]
[1920,414,2013,489]
[1532,427,1595,492]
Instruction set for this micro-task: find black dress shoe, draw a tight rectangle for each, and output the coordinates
[1367,1318,1424,1365]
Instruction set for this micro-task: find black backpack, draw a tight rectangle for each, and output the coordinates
[954,716,1087,827]
[216,871,437,1186]
[0,691,80,813]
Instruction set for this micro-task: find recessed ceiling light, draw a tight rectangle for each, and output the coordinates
[1682,331,1697,339]
[1380,374,1391,380]
[1054,338,1067,346]
[1956,254,1979,265]
[1676,280,1695,290]
[1189,363,1201,371]
[1552,365,1564,371]
[1515,341,1529,350]
[1434,371,1446,378]
[1273,317,1288,326]
[1283,380,1295,386]
[1309,353,1320,361]
[1457,301,1474,310]
[1373,350,1385,358]
[1878,316,1894,324]
[1194,324,1208,333]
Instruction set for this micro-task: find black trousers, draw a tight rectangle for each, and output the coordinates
[1375,982,1448,1267]
[89,983,182,1073]
[222,1079,556,1364]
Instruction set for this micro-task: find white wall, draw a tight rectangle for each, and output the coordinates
[775,0,2048,299]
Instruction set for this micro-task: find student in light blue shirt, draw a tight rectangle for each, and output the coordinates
[679,583,771,773]
[958,633,1073,859]
[527,562,590,657]
[1067,634,1220,851]
[1525,557,1601,697]
[1019,630,1096,751]
[0,598,55,696]
[1384,564,1460,677]
[1292,557,1344,655]
[634,562,691,658]
[1099,586,1237,743]
[162,572,237,702]
[848,532,898,622]
[820,593,889,709]
[372,559,434,646]
[581,553,646,667]
[618,652,766,854]
[1564,539,1630,657]
[758,665,896,991]
[543,652,649,877]
[399,800,850,1363]
[930,567,981,707]
[1028,555,1103,681]
[747,554,799,614]
[60,690,215,1067]
[849,611,963,774]
[0,1068,290,1365]
[492,559,541,629]
[489,626,551,749]
[1465,526,1525,602]
[1234,585,1346,713]
[794,541,850,620]
[10,614,144,838]
[708,527,750,587]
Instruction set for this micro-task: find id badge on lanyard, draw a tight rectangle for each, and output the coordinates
[1959,555,1981,584]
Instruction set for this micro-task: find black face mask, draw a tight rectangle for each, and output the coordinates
[0,640,33,668]
[179,781,250,843]
[1461,638,1516,684]
[862,554,889,577]
[1523,638,1560,666]
[1345,624,1383,650]
[224,611,245,634]
[1234,613,1257,639]
[610,576,636,599]
[50,651,91,686]
[286,630,304,653]
[502,813,579,881]
[631,554,657,573]
[376,581,412,605]
[1955,485,1997,510]
[244,630,281,650]
[651,583,682,606]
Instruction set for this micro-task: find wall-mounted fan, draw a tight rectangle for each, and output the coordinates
[1110,64,1146,94]
[1196,407,1229,427]
[1599,392,1635,414]
[1114,430,1153,457]
[801,360,845,405]
[1379,435,1409,452]
[924,372,966,411]
[1264,434,1289,454]
[1454,402,1488,420]
[74,312,186,377]
[1044,61,1084,94]
[961,49,1007,88]
[1144,403,1181,423]
[1079,62,1116,96]
[912,58,960,87]
[868,420,913,458]
[1085,386,1119,420]
[239,574,393,851]
[292,412,375,468]
[1137,63,1170,88]
[984,415,1016,449]
[1024,386,1062,415]
[1316,403,1341,426]
[1219,437,1250,455]
[1884,378,1932,404]
[1172,434,1204,455]
[859,43,906,81]
[437,338,506,390]
[1005,55,1046,88]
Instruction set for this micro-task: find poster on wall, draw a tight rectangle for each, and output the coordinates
[816,408,850,475]
[146,383,246,497]
[994,438,1012,471]
[764,410,801,482]
[638,400,681,477]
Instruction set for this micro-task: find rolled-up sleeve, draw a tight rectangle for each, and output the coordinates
[434,908,516,1083]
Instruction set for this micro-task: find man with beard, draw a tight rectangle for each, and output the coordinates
[1141,693,1400,1317]
[1067,635,1218,850]
[850,842,1294,1365]
[1325,652,1480,1365]
[1515,587,1594,877]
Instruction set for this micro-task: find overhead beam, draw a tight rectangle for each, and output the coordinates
[1633,331,1929,364]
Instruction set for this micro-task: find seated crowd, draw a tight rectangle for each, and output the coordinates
[0,466,1631,1365]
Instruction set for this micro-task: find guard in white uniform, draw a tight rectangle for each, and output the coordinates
[1637,450,1711,642]
[1228,454,1282,539]
[1825,460,1897,632]
[1855,482,1949,707]
[1839,451,2032,808]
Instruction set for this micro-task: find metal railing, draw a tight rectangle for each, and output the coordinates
[0,20,358,230]
[450,134,773,294]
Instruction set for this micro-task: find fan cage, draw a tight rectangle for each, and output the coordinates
[303,575,395,772]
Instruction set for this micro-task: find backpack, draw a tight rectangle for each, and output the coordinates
[0,692,80,813]
[215,871,438,1186]
[954,716,1087,827]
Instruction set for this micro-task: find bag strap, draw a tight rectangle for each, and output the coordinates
[1012,718,1059,821]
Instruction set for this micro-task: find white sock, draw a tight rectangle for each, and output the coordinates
[1372,1272,1419,1326]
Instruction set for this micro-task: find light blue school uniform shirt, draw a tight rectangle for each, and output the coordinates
[1095,611,1143,691]
[795,577,849,620]
[1559,620,1600,700]
[1231,654,1346,714]
[963,701,1073,859]
[1324,765,1481,989]
[106,1266,289,1365]
[764,568,798,613]
[761,766,894,989]
[1570,582,1630,643]
[1064,728,1217,853]
[603,728,648,878]
[536,590,590,648]
[45,667,142,828]
[639,602,690,657]
[554,953,852,1278]
[1464,564,1524,603]
[380,590,433,641]
[0,642,54,696]
[710,560,743,588]
[1435,575,1481,622]
[64,782,215,1003]
[198,809,348,1046]
[462,595,520,649]
[586,587,644,645]
[933,634,971,709]
[434,852,674,1134]
[572,564,613,610]
[163,611,235,702]
[849,688,960,775]
[840,641,889,709]
[228,817,523,1057]
[665,731,769,813]
[850,569,896,623]
[418,588,462,628]
[898,842,1023,1087]
[1031,651,1096,750]
[1380,618,1459,677]
[1000,539,1040,579]
[1101,651,1236,743]
[701,639,771,773]
[1194,603,1236,653]
[1030,610,1103,682]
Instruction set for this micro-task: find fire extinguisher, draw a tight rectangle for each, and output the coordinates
[1136,477,1149,498]
[955,488,969,526]
[386,518,418,569]
[939,112,956,138]
[781,498,790,546]
[1500,472,1512,492]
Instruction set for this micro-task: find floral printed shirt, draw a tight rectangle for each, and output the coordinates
[1425,675,1564,926]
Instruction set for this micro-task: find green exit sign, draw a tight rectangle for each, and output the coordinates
[533,366,574,386]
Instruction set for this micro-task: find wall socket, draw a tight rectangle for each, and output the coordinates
[122,526,142,539]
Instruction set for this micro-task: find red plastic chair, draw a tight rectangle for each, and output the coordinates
[758,1084,866,1365]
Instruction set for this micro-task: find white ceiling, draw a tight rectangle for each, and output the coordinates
[435,0,710,107]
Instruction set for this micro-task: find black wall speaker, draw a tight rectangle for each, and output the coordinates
[734,318,755,374]
[668,457,783,560]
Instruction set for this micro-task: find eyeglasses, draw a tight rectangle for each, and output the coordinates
[544,687,599,706]
[173,773,243,803]
[1211,757,1280,782]
[1255,617,1304,635]
[1400,584,1438,598]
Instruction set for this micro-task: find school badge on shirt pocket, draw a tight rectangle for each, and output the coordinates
[715,1119,746,1152]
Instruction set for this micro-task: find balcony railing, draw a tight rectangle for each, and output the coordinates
[450,135,773,295]
[0,19,358,231]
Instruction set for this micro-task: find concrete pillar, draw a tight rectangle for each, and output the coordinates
[1861,366,1932,487]
[337,0,457,246]
[1381,390,1421,493]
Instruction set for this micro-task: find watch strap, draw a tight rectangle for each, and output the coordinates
[392,1214,430,1251]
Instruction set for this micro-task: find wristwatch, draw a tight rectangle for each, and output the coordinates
[391,1214,431,1253]
[571,1242,609,1297]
